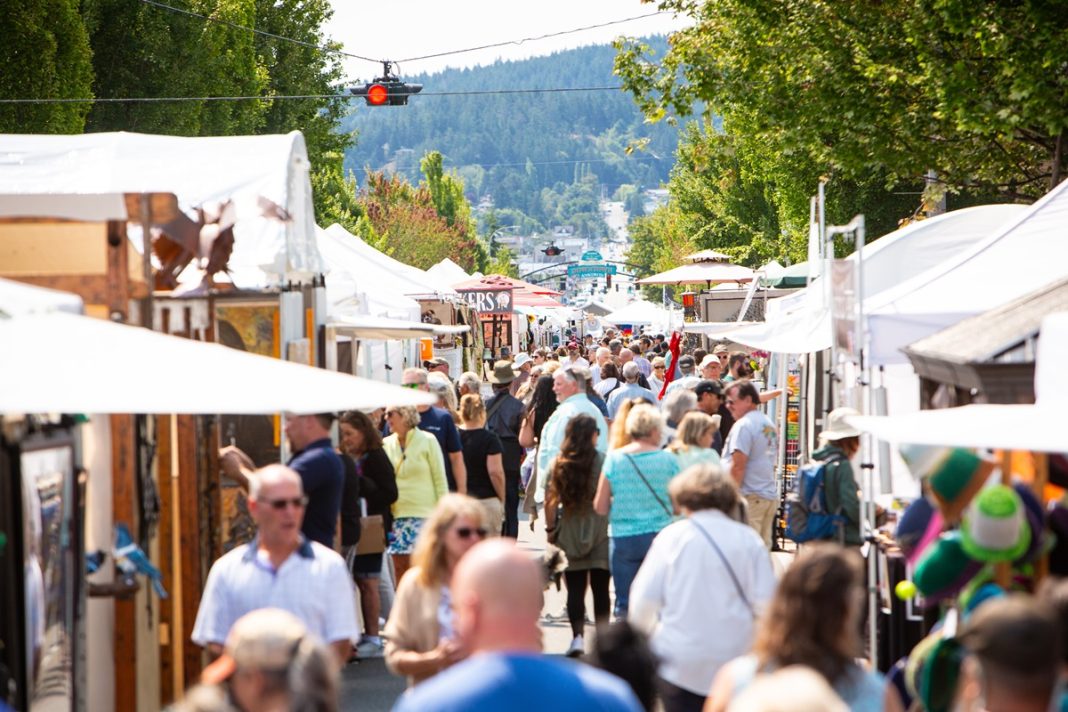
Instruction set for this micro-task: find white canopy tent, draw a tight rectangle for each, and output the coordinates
[848,312,1068,451]
[867,182,1068,365]
[0,277,84,316]
[685,204,1029,353]
[603,300,678,329]
[322,224,457,298]
[427,258,471,286]
[0,309,435,414]
[0,131,321,285]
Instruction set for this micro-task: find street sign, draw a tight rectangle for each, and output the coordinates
[581,250,604,262]
[567,264,617,278]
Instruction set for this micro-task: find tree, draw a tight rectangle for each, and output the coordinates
[0,0,94,133]
[615,1,1068,199]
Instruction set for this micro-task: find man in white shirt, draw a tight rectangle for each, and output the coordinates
[589,346,612,385]
[559,341,590,369]
[192,465,358,665]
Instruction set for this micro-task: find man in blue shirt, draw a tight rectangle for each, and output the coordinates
[607,362,658,420]
[219,412,344,548]
[392,540,642,712]
[401,367,467,493]
[535,366,608,505]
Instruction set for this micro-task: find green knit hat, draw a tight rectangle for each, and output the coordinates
[961,485,1031,563]
[900,445,993,523]
[913,531,983,603]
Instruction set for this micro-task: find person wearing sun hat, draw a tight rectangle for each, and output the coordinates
[195,608,338,712]
[808,407,864,545]
[960,484,1031,564]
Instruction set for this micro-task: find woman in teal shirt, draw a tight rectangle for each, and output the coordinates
[594,403,680,617]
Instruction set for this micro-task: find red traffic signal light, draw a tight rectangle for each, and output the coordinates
[349,80,423,106]
[367,83,388,106]
[543,245,563,257]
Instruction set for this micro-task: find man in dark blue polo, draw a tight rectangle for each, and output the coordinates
[219,412,344,548]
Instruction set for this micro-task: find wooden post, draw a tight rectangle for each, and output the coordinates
[110,414,138,712]
[156,415,176,705]
[1034,452,1050,582]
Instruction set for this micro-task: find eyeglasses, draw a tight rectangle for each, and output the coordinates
[453,526,488,540]
[263,496,309,510]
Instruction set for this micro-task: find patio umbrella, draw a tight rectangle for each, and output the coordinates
[636,250,757,286]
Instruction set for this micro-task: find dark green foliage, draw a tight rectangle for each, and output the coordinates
[0,0,94,133]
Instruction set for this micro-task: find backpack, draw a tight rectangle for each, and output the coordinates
[784,453,846,543]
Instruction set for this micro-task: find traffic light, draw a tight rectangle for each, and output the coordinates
[606,273,612,289]
[349,61,423,106]
[543,245,563,257]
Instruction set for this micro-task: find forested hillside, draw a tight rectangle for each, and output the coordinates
[340,40,679,228]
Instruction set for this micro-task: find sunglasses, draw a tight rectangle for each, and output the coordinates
[402,383,422,389]
[654,365,666,370]
[264,495,308,510]
[454,526,488,539]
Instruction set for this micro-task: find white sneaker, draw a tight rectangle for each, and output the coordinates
[356,637,384,658]
[566,635,584,658]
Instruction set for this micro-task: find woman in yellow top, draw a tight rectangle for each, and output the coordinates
[383,494,488,687]
[383,405,449,583]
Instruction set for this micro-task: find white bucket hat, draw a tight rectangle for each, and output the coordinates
[820,407,862,441]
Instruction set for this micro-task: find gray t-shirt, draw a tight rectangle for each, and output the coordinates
[723,410,778,499]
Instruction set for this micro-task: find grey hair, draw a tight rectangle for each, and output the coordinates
[402,367,428,385]
[427,372,458,413]
[458,371,482,393]
[669,462,740,514]
[621,361,641,383]
[662,389,697,424]
[249,465,302,501]
[557,366,587,390]
[624,403,663,441]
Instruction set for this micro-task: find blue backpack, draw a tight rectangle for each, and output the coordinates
[785,453,846,543]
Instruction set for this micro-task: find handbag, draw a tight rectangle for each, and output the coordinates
[518,411,536,449]
[355,498,386,555]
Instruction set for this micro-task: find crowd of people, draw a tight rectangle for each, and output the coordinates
[182,330,1067,712]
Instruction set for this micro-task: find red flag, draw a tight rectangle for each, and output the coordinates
[658,330,682,399]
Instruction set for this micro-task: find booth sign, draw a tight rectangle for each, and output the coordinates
[458,288,514,316]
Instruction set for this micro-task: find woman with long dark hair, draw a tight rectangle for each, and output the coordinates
[544,414,610,658]
[520,373,561,519]
[705,545,884,712]
[338,410,398,658]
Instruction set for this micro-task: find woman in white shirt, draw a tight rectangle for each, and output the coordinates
[628,463,775,712]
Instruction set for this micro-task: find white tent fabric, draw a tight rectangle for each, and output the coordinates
[330,314,468,341]
[323,224,457,297]
[317,226,421,321]
[426,258,471,286]
[867,186,1068,365]
[0,277,84,316]
[691,204,1028,353]
[847,312,1068,451]
[604,300,676,327]
[0,311,436,414]
[0,131,321,283]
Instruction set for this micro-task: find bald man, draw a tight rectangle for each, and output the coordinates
[392,540,642,712]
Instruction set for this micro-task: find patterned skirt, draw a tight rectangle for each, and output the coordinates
[387,516,425,555]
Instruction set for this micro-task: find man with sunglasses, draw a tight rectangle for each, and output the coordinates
[192,465,358,666]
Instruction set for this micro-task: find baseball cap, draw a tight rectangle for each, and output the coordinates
[512,353,532,368]
[694,379,723,397]
[200,608,312,685]
[567,341,580,350]
[712,344,729,355]
[699,354,721,370]
[424,357,449,369]
[677,354,696,371]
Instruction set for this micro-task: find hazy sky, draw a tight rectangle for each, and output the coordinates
[324,1,692,80]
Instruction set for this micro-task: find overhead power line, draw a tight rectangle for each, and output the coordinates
[0,85,625,105]
[137,0,669,69]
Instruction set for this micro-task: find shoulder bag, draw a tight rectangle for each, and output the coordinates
[518,410,536,449]
[690,519,756,618]
[624,453,673,519]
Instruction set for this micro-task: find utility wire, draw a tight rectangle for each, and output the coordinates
[138,0,379,63]
[394,11,669,64]
[138,0,668,69]
[0,86,625,105]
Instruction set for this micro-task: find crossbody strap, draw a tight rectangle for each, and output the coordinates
[624,453,673,518]
[690,519,756,618]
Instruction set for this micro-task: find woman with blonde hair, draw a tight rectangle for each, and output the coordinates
[594,404,680,618]
[608,397,644,450]
[457,394,505,536]
[384,494,488,687]
[706,545,884,712]
[427,372,460,423]
[382,405,449,583]
[668,412,722,471]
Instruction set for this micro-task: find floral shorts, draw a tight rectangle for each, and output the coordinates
[387,517,425,555]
